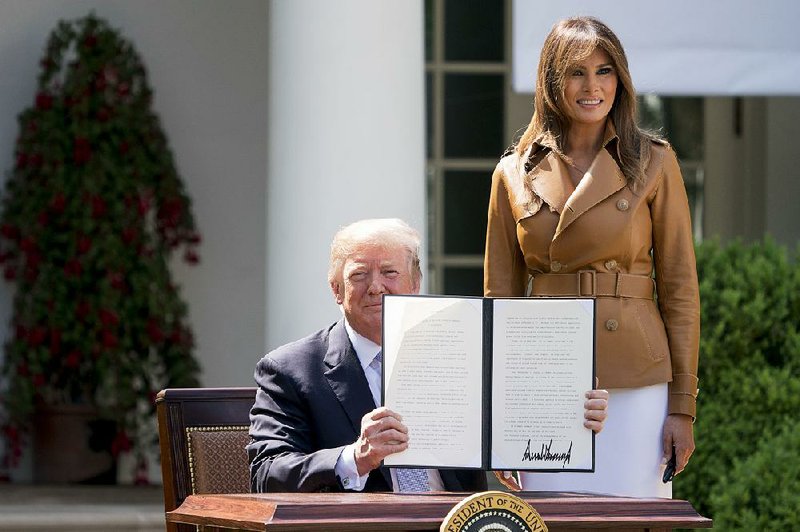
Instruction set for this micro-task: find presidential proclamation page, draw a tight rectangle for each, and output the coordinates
[490,298,595,471]
[382,295,484,468]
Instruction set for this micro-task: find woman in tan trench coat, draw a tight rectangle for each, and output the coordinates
[484,17,700,497]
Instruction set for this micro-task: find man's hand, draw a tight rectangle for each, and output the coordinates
[584,389,609,433]
[662,413,694,475]
[353,407,409,476]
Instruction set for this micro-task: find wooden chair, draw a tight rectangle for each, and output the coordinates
[156,387,256,532]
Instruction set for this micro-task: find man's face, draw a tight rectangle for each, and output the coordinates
[331,244,419,345]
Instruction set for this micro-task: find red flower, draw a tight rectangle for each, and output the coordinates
[64,350,81,368]
[20,238,37,254]
[26,249,42,269]
[3,425,20,445]
[75,300,91,320]
[108,271,125,291]
[16,363,28,377]
[101,330,118,349]
[32,374,45,387]
[49,329,62,354]
[99,308,120,327]
[83,34,97,49]
[23,265,39,283]
[28,327,47,347]
[134,458,149,485]
[50,193,66,213]
[37,210,48,227]
[35,91,53,110]
[0,224,18,240]
[15,153,28,169]
[137,195,151,216]
[73,137,91,164]
[29,153,43,168]
[117,83,130,97]
[121,227,138,244]
[188,233,202,245]
[64,258,82,277]
[96,107,111,122]
[158,198,183,229]
[119,141,130,155]
[111,431,132,457]
[147,318,164,343]
[183,249,200,264]
[77,235,92,254]
[91,196,107,218]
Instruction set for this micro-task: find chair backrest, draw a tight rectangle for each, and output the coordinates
[156,387,256,532]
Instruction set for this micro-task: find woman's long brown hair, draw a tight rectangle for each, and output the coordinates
[516,16,659,187]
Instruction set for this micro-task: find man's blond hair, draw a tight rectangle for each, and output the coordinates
[327,218,422,286]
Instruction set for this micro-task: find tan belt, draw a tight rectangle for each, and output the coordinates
[530,270,655,299]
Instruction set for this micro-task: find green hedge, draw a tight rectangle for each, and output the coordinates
[673,238,800,528]
[711,419,800,530]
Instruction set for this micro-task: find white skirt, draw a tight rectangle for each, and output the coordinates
[521,382,671,498]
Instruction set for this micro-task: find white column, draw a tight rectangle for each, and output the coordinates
[765,97,800,247]
[266,1,426,350]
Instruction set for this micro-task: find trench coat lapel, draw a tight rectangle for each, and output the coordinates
[529,151,574,215]
[555,144,626,238]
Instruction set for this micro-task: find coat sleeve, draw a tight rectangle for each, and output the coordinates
[247,355,345,492]
[484,162,528,297]
[650,146,701,418]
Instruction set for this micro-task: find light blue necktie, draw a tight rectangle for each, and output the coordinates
[371,351,431,492]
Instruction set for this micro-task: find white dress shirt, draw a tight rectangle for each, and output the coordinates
[334,319,444,491]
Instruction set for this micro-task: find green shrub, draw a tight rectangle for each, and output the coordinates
[694,239,799,383]
[710,419,800,530]
[674,363,800,517]
[673,238,800,525]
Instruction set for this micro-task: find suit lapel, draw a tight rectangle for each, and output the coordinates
[555,147,626,238]
[323,321,375,435]
[323,321,393,489]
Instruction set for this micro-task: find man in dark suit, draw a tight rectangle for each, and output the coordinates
[248,218,607,493]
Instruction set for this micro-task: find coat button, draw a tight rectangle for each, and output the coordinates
[616,199,629,211]
[604,259,618,270]
[551,261,562,272]
[605,319,619,331]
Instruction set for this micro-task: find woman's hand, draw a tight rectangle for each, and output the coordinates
[584,389,609,433]
[662,413,695,475]
[494,470,521,491]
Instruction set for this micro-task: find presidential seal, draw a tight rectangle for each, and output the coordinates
[440,491,547,532]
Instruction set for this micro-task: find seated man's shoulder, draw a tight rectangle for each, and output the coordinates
[257,321,342,370]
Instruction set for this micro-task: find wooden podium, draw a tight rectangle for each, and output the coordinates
[166,491,712,531]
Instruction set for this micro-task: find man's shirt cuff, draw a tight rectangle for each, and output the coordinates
[335,444,370,491]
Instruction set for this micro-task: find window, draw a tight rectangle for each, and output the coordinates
[426,3,705,295]
[426,0,507,296]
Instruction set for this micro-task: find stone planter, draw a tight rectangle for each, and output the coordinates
[33,403,116,484]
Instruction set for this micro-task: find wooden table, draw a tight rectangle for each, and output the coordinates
[166,491,712,531]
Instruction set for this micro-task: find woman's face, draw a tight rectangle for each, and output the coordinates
[562,47,618,128]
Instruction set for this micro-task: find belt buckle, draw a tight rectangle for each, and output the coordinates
[577,270,596,297]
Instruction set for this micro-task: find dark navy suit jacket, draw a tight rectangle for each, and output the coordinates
[247,319,487,492]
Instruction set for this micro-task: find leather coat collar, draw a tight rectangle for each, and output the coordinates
[528,121,626,238]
